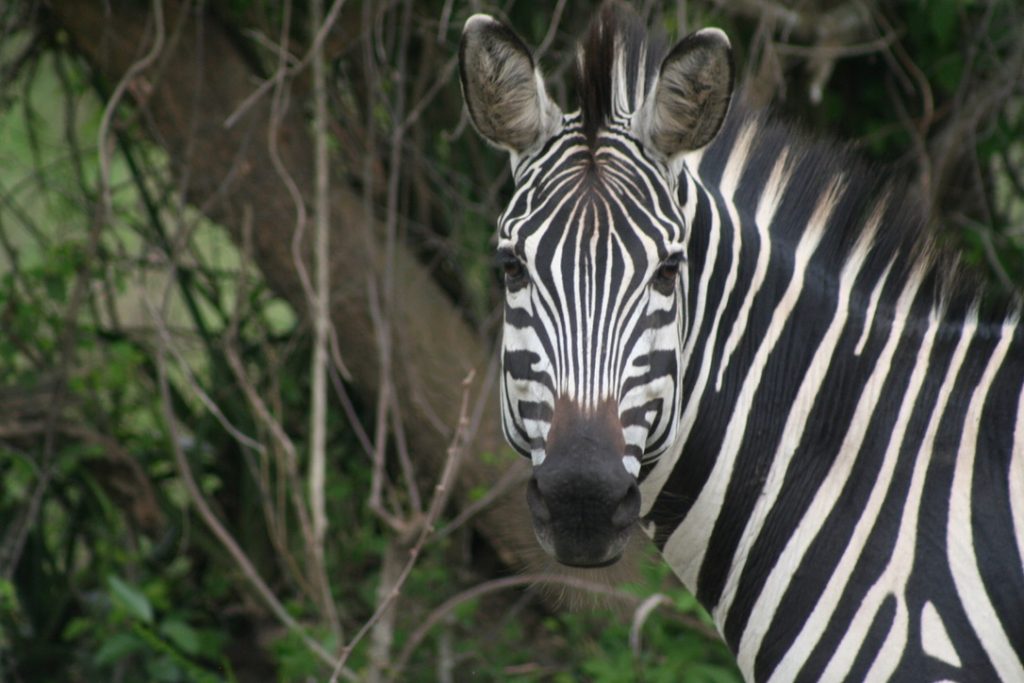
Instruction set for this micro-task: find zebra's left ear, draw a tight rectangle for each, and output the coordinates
[635,28,734,159]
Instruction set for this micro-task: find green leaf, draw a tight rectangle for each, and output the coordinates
[927,0,958,46]
[685,662,744,683]
[0,577,16,611]
[94,632,144,665]
[146,654,184,682]
[934,55,964,93]
[108,575,155,624]
[160,618,201,656]
[62,616,93,641]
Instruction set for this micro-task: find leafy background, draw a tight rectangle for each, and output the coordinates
[0,0,1021,681]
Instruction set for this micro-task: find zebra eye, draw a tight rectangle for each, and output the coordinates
[504,260,525,280]
[497,249,528,287]
[654,254,683,291]
[657,262,679,280]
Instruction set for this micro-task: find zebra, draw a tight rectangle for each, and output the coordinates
[458,2,1024,681]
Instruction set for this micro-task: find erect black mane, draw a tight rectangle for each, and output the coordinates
[577,1,666,147]
[572,2,1019,320]
[701,101,1022,322]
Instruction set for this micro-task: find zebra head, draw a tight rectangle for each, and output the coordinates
[459,4,733,567]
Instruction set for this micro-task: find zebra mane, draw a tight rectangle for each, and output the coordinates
[703,103,1021,322]
[577,1,666,147]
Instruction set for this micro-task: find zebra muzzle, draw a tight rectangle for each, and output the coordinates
[527,398,640,567]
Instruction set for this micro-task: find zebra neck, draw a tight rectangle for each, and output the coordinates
[640,129,1024,664]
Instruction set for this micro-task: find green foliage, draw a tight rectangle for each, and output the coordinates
[566,567,738,683]
[58,565,231,682]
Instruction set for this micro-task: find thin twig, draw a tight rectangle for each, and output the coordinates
[769,31,898,59]
[223,0,350,128]
[3,0,166,582]
[152,316,267,454]
[328,360,375,459]
[261,0,340,633]
[328,370,477,682]
[629,593,671,658]
[533,0,567,60]
[308,0,338,640]
[430,461,530,543]
[227,206,308,590]
[97,0,164,218]
[154,345,356,681]
[367,540,403,683]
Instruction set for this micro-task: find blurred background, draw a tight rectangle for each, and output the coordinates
[0,0,1021,680]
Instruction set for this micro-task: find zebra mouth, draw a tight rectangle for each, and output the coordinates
[527,474,639,568]
[558,554,623,569]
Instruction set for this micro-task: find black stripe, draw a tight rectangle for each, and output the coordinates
[752,281,936,680]
[970,328,1024,663]
[720,264,891,648]
[840,593,896,682]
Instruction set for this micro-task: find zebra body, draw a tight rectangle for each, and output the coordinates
[458,3,1024,680]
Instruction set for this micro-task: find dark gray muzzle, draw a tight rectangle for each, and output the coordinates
[526,398,640,567]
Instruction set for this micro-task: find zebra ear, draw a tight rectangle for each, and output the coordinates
[636,28,734,159]
[459,14,562,155]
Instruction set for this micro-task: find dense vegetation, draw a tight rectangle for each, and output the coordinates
[1,1,1021,681]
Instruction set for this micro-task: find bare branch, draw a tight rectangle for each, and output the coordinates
[308,0,337,640]
[154,330,355,680]
[328,369,476,682]
[97,0,164,218]
[222,0,351,128]
[630,593,672,659]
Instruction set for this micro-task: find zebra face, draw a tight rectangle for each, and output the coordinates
[460,9,732,567]
[497,131,688,566]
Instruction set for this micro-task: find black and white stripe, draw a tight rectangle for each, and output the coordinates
[642,103,1024,679]
[460,3,1024,680]
[498,120,687,474]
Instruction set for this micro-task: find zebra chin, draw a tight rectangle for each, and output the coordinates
[525,397,642,568]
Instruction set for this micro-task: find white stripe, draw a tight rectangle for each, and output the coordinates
[921,600,961,668]
[639,179,722,517]
[716,148,790,390]
[623,454,641,477]
[520,178,584,395]
[854,259,894,356]
[1011,380,1024,581]
[638,125,757,517]
[574,201,589,403]
[946,323,1023,682]
[749,265,925,681]
[664,179,840,593]
[826,310,975,682]
[602,130,689,240]
[716,198,880,626]
[683,145,706,171]
[710,123,758,394]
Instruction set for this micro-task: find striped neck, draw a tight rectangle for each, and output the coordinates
[639,108,1023,675]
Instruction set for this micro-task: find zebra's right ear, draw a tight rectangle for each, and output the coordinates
[459,14,562,156]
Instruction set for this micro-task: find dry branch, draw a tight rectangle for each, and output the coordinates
[48,0,539,663]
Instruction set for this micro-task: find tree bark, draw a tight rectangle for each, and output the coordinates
[47,0,535,570]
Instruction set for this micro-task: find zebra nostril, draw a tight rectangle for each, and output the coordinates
[527,476,552,523]
[611,482,640,529]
